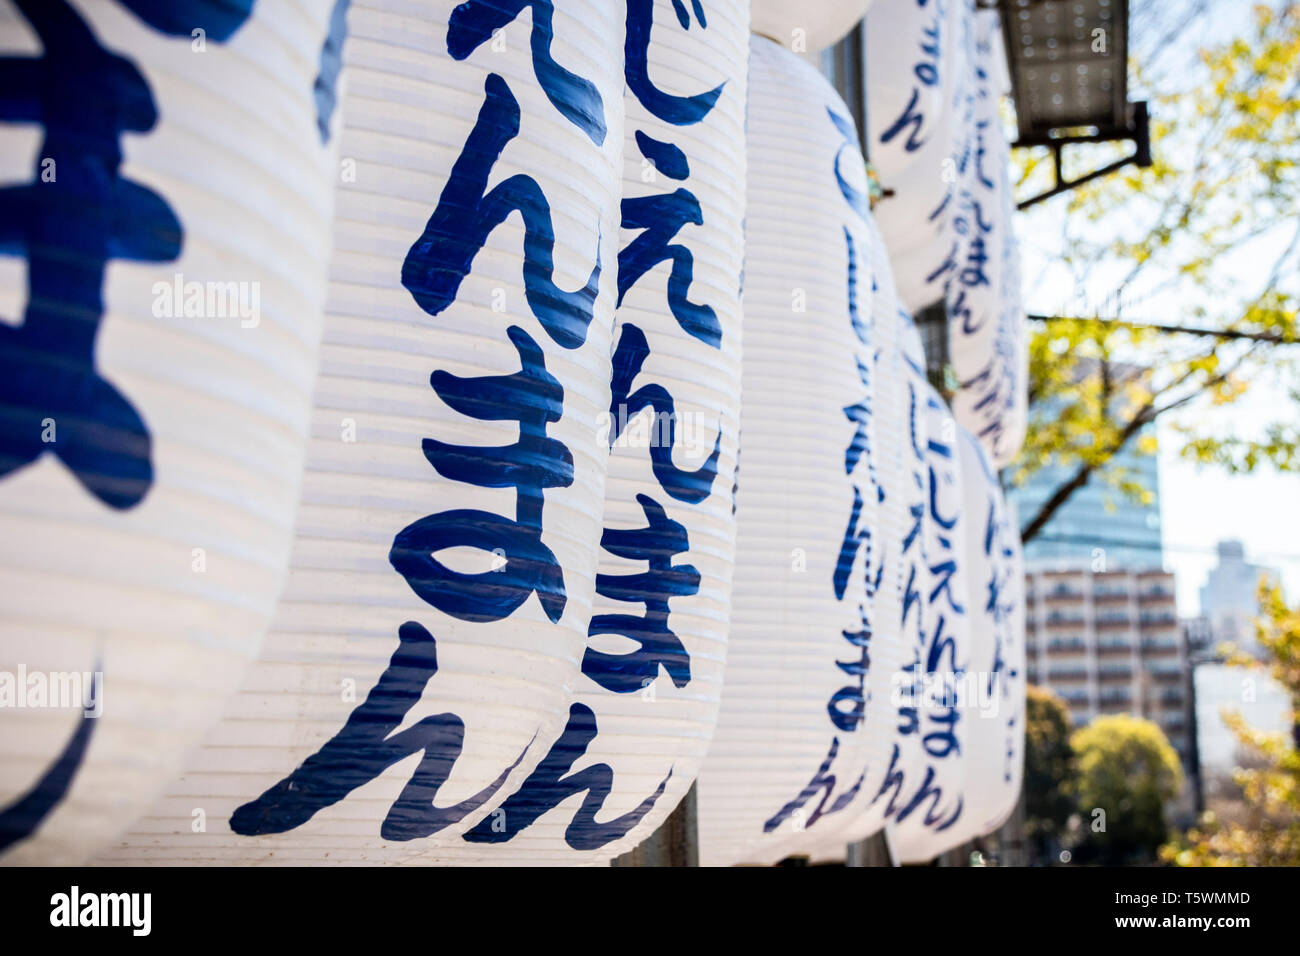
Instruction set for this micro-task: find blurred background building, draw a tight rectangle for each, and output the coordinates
[1193,663,1291,798]
[1198,539,1282,658]
[1011,411,1186,762]
[1024,568,1188,764]
[1186,539,1290,806]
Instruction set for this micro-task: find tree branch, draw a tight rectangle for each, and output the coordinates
[1027,313,1296,344]
[1019,345,1260,543]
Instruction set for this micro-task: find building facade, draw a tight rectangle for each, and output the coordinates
[1025,567,1189,763]
[1189,540,1289,793]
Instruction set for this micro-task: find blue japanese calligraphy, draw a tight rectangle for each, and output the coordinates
[877,0,946,155]
[401,73,601,351]
[769,106,883,831]
[463,703,671,850]
[764,737,865,833]
[234,3,618,839]
[448,0,607,145]
[608,323,721,503]
[390,324,571,624]
[230,622,530,840]
[872,743,963,831]
[463,0,734,851]
[618,189,721,348]
[314,0,351,142]
[584,494,700,694]
[0,662,98,853]
[625,0,723,125]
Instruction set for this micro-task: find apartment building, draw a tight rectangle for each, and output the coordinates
[1024,567,1189,763]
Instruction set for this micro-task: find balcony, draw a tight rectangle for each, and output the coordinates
[998,0,1151,210]
[1140,613,1178,627]
[1046,613,1086,627]
[1095,641,1133,656]
[1047,638,1087,652]
[1048,669,1089,682]
[1141,639,1179,656]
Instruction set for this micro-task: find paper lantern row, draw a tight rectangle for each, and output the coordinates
[0,0,1024,867]
[699,38,1025,868]
[866,0,1029,467]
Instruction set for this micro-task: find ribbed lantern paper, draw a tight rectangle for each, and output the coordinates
[98,0,625,864]
[868,0,1027,467]
[0,1,342,865]
[696,36,905,868]
[750,0,875,53]
[944,9,1027,466]
[944,428,1026,845]
[866,0,976,310]
[801,217,923,862]
[437,0,748,864]
[885,380,974,864]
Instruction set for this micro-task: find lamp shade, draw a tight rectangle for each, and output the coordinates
[0,0,342,864]
[435,0,749,865]
[869,0,1027,466]
[97,0,626,864]
[945,428,1026,845]
[866,0,975,274]
[696,35,905,868]
[800,216,931,862]
[944,8,1028,466]
[750,0,874,53]
[887,382,974,864]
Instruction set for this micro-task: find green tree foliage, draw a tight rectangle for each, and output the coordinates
[1071,715,1185,864]
[1162,582,1300,865]
[1011,2,1300,542]
[1024,685,1076,854]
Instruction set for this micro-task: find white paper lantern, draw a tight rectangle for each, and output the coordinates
[868,0,1027,467]
[97,0,626,864]
[0,0,343,864]
[866,0,976,276]
[750,0,875,53]
[944,428,1025,845]
[696,35,905,868]
[944,9,1027,466]
[887,382,975,864]
[403,0,748,865]
[798,215,929,861]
